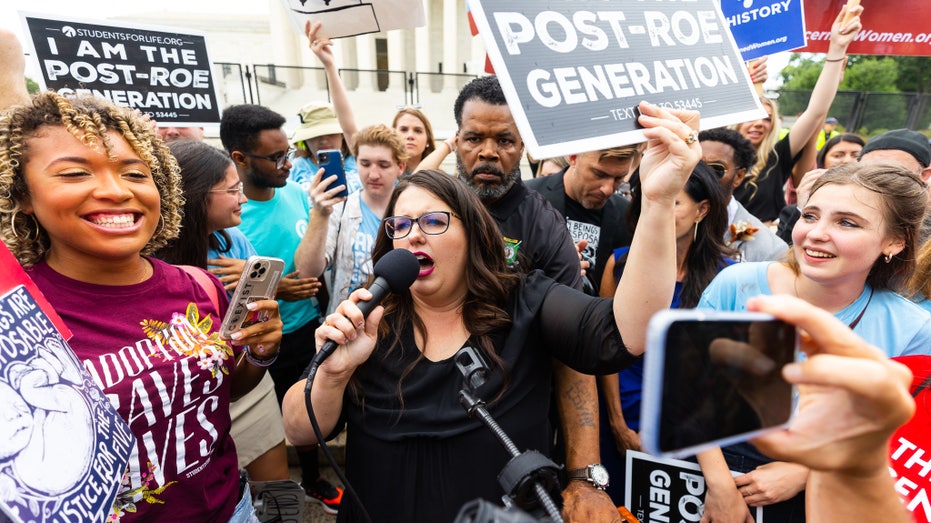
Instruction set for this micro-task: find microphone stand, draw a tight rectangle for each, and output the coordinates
[455,346,563,523]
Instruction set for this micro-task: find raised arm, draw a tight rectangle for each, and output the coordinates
[748,294,914,523]
[614,102,701,355]
[305,21,359,148]
[785,4,863,168]
[294,168,346,278]
[416,135,457,172]
[0,29,30,110]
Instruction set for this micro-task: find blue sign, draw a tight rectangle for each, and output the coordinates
[0,286,135,523]
[718,0,807,60]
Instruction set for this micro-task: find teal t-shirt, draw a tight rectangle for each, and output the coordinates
[239,181,319,333]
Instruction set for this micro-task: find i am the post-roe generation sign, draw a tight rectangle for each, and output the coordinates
[468,0,764,158]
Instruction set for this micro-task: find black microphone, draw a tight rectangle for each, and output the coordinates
[311,248,420,367]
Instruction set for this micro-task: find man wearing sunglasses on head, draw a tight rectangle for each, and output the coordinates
[699,128,788,263]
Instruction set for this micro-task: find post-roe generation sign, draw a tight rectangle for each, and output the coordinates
[467,0,764,158]
[21,13,221,125]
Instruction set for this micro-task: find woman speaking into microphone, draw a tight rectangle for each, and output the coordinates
[282,102,703,522]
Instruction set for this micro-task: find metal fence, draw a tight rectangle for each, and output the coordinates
[777,89,931,137]
[214,61,476,109]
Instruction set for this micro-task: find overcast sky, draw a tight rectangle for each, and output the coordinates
[4,1,791,89]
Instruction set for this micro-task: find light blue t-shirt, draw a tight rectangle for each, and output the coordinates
[290,155,361,197]
[208,227,257,262]
[698,262,931,357]
[207,228,256,299]
[239,181,319,334]
[348,199,380,293]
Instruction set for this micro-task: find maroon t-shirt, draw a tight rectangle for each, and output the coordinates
[28,258,239,522]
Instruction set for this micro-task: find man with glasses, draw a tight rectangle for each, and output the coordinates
[527,147,638,295]
[220,104,343,515]
[699,128,788,262]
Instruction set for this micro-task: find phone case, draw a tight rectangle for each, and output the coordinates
[316,148,348,198]
[640,309,798,458]
[218,256,285,339]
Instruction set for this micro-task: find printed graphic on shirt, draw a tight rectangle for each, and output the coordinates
[348,224,376,296]
[78,302,233,521]
[503,236,522,269]
[566,220,600,267]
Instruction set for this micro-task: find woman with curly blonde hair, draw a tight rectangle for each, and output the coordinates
[0,91,283,522]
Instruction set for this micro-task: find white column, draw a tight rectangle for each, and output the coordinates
[442,0,458,90]
[387,30,407,102]
[269,0,301,88]
[356,33,375,91]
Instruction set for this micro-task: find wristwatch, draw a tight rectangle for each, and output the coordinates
[567,464,610,490]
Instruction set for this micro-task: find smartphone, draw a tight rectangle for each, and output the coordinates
[316,148,348,198]
[640,309,799,458]
[219,256,285,339]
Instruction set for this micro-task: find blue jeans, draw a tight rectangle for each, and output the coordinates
[229,482,260,523]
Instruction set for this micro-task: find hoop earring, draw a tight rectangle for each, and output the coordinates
[9,210,38,240]
[10,210,22,239]
[884,253,893,263]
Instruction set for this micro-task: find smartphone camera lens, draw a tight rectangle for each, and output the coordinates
[250,271,258,278]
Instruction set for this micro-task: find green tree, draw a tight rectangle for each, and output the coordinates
[25,77,39,94]
[777,55,931,135]
[779,54,931,94]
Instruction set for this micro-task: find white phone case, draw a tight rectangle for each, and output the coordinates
[218,256,285,339]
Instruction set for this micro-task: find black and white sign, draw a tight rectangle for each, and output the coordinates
[468,0,765,158]
[625,451,765,523]
[21,13,221,125]
[0,286,135,523]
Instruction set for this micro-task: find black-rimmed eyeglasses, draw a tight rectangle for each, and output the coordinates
[243,147,295,170]
[385,211,455,240]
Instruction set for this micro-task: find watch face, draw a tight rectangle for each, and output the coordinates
[591,465,610,487]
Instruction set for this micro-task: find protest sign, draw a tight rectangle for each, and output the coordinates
[718,0,807,61]
[625,451,765,523]
[0,285,135,523]
[797,0,931,56]
[20,13,222,125]
[890,355,931,523]
[278,0,425,40]
[467,0,765,159]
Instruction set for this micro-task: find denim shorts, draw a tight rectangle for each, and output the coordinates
[229,482,260,523]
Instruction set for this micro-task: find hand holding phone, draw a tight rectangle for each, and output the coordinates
[219,256,285,339]
[316,148,348,198]
[640,310,798,458]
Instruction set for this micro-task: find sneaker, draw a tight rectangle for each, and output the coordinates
[303,478,343,515]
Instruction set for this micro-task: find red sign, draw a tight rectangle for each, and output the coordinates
[797,0,931,56]
[0,243,71,339]
[890,355,931,523]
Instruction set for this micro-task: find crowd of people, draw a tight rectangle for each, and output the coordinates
[0,1,928,521]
